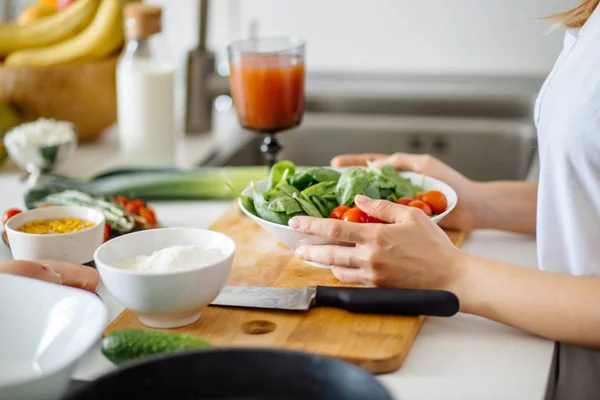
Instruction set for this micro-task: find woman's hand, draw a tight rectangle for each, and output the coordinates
[0,259,100,292]
[288,195,466,289]
[331,152,482,231]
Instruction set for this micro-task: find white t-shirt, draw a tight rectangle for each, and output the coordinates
[535,20,600,277]
[534,9,600,400]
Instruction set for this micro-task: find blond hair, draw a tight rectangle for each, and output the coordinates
[548,0,600,27]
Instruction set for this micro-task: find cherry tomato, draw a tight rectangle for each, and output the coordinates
[342,208,369,223]
[3,208,22,225]
[395,197,413,206]
[330,205,351,220]
[366,215,386,224]
[139,207,157,226]
[115,195,128,207]
[125,199,144,214]
[415,192,425,201]
[418,190,448,214]
[407,200,433,216]
[103,223,111,242]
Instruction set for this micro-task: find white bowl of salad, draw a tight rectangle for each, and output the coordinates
[238,161,457,269]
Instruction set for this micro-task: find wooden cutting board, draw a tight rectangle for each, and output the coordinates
[104,201,467,374]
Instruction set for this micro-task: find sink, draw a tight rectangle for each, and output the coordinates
[202,110,537,182]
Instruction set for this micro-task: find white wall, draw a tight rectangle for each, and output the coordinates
[156,0,575,77]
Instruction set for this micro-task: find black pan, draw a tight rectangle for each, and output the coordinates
[63,348,393,400]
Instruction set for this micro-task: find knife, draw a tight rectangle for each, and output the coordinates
[210,286,460,317]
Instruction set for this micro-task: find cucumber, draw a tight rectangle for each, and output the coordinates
[101,329,212,365]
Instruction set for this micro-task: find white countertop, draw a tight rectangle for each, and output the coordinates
[0,132,554,400]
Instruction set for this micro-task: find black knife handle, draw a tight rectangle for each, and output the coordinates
[314,286,459,317]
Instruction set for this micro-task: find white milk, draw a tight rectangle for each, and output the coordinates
[116,63,176,166]
[116,5,176,167]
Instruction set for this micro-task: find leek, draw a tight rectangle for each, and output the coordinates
[24,166,269,208]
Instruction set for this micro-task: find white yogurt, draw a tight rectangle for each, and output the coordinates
[112,245,224,274]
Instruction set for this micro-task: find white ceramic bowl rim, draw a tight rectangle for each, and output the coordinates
[5,205,106,238]
[239,167,458,230]
[0,275,107,388]
[93,227,237,277]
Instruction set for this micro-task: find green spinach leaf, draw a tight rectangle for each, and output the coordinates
[267,196,303,215]
[268,160,296,189]
[310,195,337,217]
[252,182,294,224]
[290,167,341,190]
[292,192,323,218]
[301,181,337,198]
[335,168,381,206]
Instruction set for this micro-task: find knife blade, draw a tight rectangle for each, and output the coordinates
[211,286,459,317]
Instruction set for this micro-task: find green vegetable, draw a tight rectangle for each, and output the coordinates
[335,168,380,206]
[236,160,426,225]
[24,166,270,208]
[252,182,296,225]
[267,196,303,214]
[268,160,296,189]
[290,167,341,190]
[292,192,323,217]
[101,329,212,365]
[310,194,337,217]
[301,181,337,198]
[225,182,257,217]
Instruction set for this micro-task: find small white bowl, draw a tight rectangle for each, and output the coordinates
[5,206,105,264]
[0,274,107,400]
[240,170,458,269]
[94,228,235,329]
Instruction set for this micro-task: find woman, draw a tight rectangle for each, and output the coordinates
[288,1,600,399]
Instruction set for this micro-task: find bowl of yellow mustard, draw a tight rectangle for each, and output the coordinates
[5,206,105,264]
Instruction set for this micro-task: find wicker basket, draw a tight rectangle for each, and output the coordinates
[0,56,118,142]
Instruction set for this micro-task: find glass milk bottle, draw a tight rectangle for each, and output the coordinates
[116,4,176,166]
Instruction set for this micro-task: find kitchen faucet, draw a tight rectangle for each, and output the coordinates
[184,0,230,134]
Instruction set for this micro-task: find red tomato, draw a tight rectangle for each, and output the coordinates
[418,190,448,214]
[395,197,413,206]
[103,224,111,242]
[342,208,368,223]
[125,199,144,214]
[407,200,433,216]
[330,205,351,220]
[366,215,386,224]
[3,208,22,225]
[415,192,425,201]
[139,207,157,226]
[115,195,128,207]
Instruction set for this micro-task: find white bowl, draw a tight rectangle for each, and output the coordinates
[0,274,107,400]
[240,170,458,269]
[5,206,105,264]
[94,228,235,329]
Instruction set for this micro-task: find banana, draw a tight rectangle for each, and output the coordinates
[0,0,99,57]
[5,0,125,67]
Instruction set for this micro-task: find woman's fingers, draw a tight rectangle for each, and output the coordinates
[0,260,63,284]
[289,216,373,243]
[330,152,434,174]
[330,153,387,167]
[372,152,429,172]
[295,244,367,268]
[330,266,372,285]
[354,195,418,224]
[39,259,100,293]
